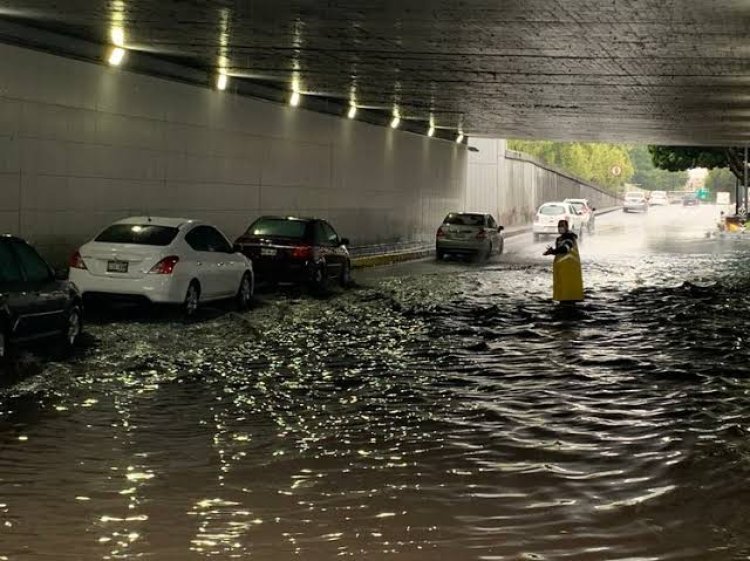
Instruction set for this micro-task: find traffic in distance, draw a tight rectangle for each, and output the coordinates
[0,191,714,362]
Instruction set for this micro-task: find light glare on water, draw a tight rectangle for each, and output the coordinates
[1,205,749,560]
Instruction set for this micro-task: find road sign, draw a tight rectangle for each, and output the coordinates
[611,165,622,177]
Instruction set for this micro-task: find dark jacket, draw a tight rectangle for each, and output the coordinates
[550,232,578,255]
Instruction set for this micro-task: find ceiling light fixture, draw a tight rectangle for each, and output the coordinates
[217,73,228,91]
[456,133,465,144]
[390,115,401,129]
[111,27,125,48]
[290,91,301,107]
[348,105,358,119]
[427,126,435,137]
[108,47,126,66]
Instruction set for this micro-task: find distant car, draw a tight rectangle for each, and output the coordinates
[649,191,669,206]
[623,192,649,213]
[533,202,585,241]
[0,235,82,360]
[683,195,699,206]
[69,217,254,316]
[564,198,596,234]
[234,216,351,290]
[435,212,504,260]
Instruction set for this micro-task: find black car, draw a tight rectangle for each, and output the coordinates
[234,217,351,289]
[0,235,83,360]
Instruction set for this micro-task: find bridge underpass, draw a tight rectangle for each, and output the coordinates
[0,3,749,561]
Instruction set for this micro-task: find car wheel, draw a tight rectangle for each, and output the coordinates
[184,281,201,317]
[236,272,253,311]
[61,303,82,351]
[339,260,352,288]
[0,324,9,365]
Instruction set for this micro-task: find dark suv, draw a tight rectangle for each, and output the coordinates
[0,235,83,360]
[234,217,351,290]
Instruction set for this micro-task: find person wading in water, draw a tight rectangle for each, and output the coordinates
[543,219,584,303]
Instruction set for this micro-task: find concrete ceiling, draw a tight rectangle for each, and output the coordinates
[1,0,749,145]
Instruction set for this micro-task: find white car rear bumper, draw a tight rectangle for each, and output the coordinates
[69,269,187,304]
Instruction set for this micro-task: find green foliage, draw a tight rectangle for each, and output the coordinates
[705,167,736,193]
[629,145,688,190]
[648,146,727,172]
[507,140,634,191]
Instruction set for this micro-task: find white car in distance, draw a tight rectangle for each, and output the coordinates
[533,202,585,241]
[649,191,669,206]
[69,217,254,316]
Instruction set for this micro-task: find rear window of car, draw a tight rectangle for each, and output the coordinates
[247,218,309,239]
[539,205,566,215]
[569,202,586,212]
[95,224,179,246]
[626,192,644,199]
[443,213,485,226]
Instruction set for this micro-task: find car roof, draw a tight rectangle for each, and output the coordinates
[540,202,570,207]
[113,216,196,228]
[564,198,588,203]
[0,234,29,244]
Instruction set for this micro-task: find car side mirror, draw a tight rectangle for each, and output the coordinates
[497,226,504,232]
[232,243,242,253]
[340,238,350,246]
[592,207,597,212]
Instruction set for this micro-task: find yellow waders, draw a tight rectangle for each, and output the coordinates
[553,245,584,302]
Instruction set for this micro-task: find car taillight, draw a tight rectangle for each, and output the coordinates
[436,227,446,239]
[69,250,87,270]
[291,246,313,260]
[476,229,487,240]
[148,255,179,275]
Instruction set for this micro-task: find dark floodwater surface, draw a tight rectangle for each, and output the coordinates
[2,207,750,560]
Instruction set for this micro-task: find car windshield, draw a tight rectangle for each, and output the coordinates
[247,218,308,239]
[569,203,586,212]
[652,191,666,197]
[539,205,566,215]
[443,213,484,226]
[95,224,179,246]
[626,192,643,199]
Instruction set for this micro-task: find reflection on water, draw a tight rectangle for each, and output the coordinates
[1,208,750,560]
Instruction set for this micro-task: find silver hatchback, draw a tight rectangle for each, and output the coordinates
[436,212,505,260]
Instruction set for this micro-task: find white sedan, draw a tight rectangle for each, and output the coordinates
[69,217,254,315]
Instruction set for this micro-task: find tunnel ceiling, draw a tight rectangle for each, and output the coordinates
[1,0,750,145]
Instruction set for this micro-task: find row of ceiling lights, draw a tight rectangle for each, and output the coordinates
[106,33,465,144]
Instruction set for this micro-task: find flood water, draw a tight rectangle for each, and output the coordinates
[2,205,750,560]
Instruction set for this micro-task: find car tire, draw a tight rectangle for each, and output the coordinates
[183,281,201,318]
[339,260,352,288]
[60,303,82,352]
[236,272,254,311]
[0,323,9,366]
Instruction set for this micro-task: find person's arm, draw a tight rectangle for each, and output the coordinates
[549,236,575,255]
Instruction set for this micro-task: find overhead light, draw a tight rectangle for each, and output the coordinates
[217,73,228,91]
[111,27,125,48]
[390,115,401,129]
[427,126,435,137]
[108,47,126,66]
[456,133,465,144]
[290,91,301,107]
[347,105,357,119]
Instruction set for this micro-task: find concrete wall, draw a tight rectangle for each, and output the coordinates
[466,138,621,226]
[0,43,468,265]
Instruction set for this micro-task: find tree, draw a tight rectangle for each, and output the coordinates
[628,145,688,191]
[705,167,736,194]
[649,146,747,182]
[507,140,634,192]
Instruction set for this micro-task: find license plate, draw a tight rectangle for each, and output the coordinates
[260,248,277,257]
[107,260,128,273]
